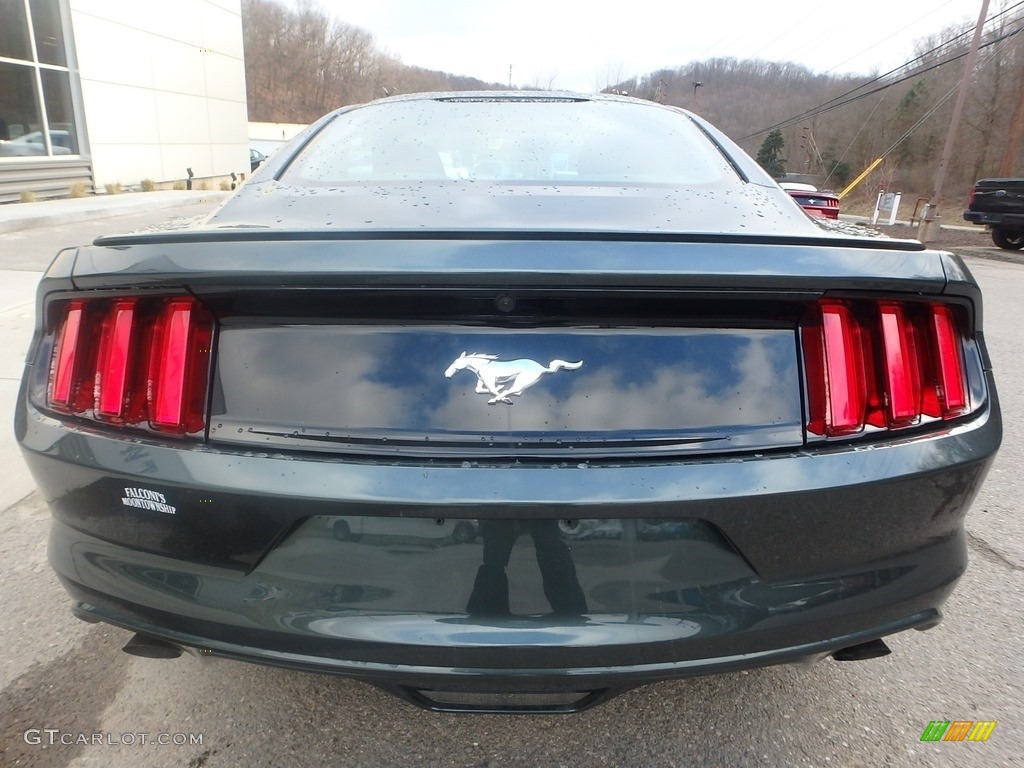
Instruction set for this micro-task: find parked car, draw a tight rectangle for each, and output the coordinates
[249,147,267,172]
[963,177,1024,250]
[16,92,1000,713]
[780,182,840,219]
[0,130,74,157]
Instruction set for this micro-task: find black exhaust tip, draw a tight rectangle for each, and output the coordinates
[831,638,891,661]
[71,602,102,624]
[122,633,183,659]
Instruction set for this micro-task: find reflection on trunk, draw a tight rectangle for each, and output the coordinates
[467,520,587,617]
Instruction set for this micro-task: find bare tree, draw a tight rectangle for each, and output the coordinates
[241,0,506,123]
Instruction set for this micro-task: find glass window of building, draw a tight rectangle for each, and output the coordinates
[0,0,79,158]
[30,0,67,67]
[0,0,32,62]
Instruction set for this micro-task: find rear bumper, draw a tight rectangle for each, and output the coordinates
[18,381,1000,709]
[64,566,943,712]
[963,211,1024,227]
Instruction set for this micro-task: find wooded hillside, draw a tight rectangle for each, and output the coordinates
[243,0,1024,209]
[611,4,1024,208]
[242,0,504,124]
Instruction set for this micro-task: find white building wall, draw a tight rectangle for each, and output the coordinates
[248,121,308,156]
[68,0,248,187]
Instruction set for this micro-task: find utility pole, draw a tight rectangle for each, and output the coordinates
[919,0,990,242]
[654,78,666,104]
[998,56,1024,174]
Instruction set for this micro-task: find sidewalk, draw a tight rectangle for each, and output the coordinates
[0,190,230,235]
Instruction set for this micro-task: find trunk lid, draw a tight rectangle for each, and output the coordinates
[66,236,949,458]
[209,320,803,457]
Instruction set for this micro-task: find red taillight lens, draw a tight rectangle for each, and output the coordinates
[804,299,971,437]
[931,303,968,417]
[95,299,139,420]
[149,299,213,434]
[49,300,88,411]
[45,296,214,436]
[878,303,921,426]
[820,301,866,434]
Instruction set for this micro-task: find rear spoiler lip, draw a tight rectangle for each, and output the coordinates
[93,227,926,251]
[64,236,950,296]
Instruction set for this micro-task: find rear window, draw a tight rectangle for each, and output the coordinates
[283,97,734,186]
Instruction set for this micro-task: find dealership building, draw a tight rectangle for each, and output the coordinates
[0,0,249,202]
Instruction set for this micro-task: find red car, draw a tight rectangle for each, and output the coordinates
[781,182,840,219]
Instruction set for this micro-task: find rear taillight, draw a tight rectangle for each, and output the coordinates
[802,299,971,437]
[930,304,968,417]
[878,302,921,426]
[819,301,866,435]
[45,296,214,436]
[149,299,214,433]
[95,299,143,422]
[49,300,94,412]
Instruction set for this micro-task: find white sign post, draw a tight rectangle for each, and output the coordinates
[872,191,902,225]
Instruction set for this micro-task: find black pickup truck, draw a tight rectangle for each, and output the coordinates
[964,178,1024,250]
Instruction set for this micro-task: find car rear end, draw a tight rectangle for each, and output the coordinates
[15,94,1001,713]
[16,233,999,712]
[785,188,841,219]
[964,177,1024,224]
[964,178,1024,249]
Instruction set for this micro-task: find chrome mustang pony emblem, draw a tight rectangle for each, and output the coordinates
[444,352,583,405]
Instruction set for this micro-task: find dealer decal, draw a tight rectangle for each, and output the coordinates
[121,487,177,515]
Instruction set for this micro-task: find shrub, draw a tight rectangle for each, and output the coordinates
[141,179,157,192]
[103,182,123,195]
[19,191,37,203]
[69,183,89,198]
[172,181,186,190]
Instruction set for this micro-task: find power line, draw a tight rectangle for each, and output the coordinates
[821,7,1021,187]
[820,0,961,75]
[742,1,1024,140]
[797,2,1024,124]
[881,81,960,159]
[820,89,895,188]
[743,20,1024,139]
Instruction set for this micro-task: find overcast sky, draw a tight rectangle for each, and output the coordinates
[316,0,990,92]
